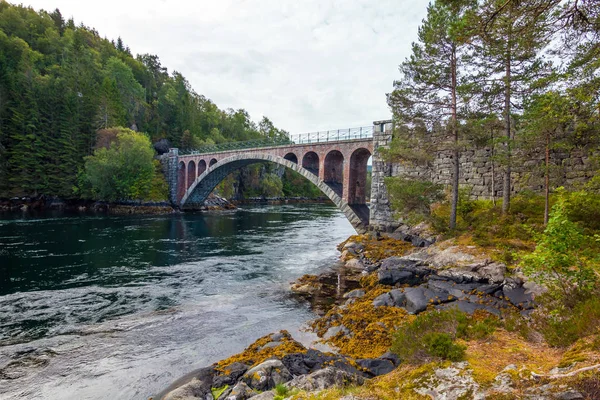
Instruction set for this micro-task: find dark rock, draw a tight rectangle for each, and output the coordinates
[212,362,249,388]
[554,391,584,400]
[404,287,431,314]
[436,300,501,316]
[377,257,431,286]
[356,358,395,377]
[373,289,406,308]
[285,367,364,392]
[280,350,365,377]
[154,138,171,155]
[503,286,535,310]
[378,351,401,367]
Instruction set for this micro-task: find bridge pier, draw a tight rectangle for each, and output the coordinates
[368,120,398,232]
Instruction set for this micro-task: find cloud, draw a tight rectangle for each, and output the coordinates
[22,0,428,132]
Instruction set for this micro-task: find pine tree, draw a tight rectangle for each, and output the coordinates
[388,0,476,229]
[474,0,555,213]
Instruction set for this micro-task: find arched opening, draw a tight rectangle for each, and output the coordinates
[187,160,196,189]
[198,159,207,176]
[284,152,298,164]
[302,151,319,175]
[180,154,369,233]
[348,148,371,205]
[177,161,186,201]
[324,150,344,196]
[209,158,218,167]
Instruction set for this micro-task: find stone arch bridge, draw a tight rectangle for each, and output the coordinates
[166,121,392,233]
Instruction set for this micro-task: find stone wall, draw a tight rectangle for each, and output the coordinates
[368,122,598,231]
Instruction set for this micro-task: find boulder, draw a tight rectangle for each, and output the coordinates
[241,360,292,391]
[247,391,275,400]
[356,358,395,377]
[324,325,351,340]
[280,350,364,377]
[403,287,431,314]
[344,258,364,271]
[478,262,507,284]
[378,352,401,367]
[158,367,215,400]
[212,362,248,388]
[502,286,535,310]
[285,367,364,392]
[373,289,406,308]
[223,381,254,400]
[377,257,431,286]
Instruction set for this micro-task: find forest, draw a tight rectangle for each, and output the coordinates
[0,2,319,201]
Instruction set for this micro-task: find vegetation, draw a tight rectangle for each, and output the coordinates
[0,2,308,201]
[76,128,159,201]
[391,309,498,364]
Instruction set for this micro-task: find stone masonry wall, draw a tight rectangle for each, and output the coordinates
[368,122,597,231]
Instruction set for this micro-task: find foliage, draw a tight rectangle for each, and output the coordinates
[521,189,599,301]
[385,177,444,224]
[533,295,600,347]
[391,309,497,364]
[0,2,286,199]
[77,128,158,201]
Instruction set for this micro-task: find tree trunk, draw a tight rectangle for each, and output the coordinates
[502,45,512,214]
[544,132,550,225]
[450,46,459,230]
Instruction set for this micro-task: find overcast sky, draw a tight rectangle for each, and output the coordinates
[21,0,428,133]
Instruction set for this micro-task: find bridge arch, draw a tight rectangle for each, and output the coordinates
[209,158,218,167]
[348,148,371,205]
[187,161,196,189]
[197,159,207,176]
[284,152,298,164]
[323,150,344,196]
[180,154,368,233]
[302,151,319,175]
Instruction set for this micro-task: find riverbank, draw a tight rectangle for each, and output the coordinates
[154,230,600,400]
[0,195,235,215]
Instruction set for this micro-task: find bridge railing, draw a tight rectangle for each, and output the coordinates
[180,126,374,155]
[289,126,374,144]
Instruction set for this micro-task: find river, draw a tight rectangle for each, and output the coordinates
[0,204,354,400]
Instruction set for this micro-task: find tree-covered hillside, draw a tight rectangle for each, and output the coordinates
[0,2,312,200]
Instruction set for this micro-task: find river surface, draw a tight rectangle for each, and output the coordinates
[0,204,354,400]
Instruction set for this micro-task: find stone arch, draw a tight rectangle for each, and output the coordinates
[180,154,368,233]
[348,148,371,205]
[209,158,218,167]
[197,159,207,176]
[177,161,186,201]
[284,152,298,164]
[301,151,319,175]
[324,150,344,196]
[187,160,196,189]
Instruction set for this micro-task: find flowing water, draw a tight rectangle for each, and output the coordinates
[0,204,354,400]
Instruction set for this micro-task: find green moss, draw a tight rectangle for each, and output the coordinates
[211,385,229,399]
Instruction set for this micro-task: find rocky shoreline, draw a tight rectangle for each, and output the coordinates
[153,229,600,400]
[0,195,235,215]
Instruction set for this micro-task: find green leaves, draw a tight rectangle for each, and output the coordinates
[78,128,157,201]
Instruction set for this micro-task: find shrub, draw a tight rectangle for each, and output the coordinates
[533,294,600,347]
[391,309,497,363]
[77,128,156,201]
[422,332,466,361]
[521,189,599,303]
[384,176,444,223]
